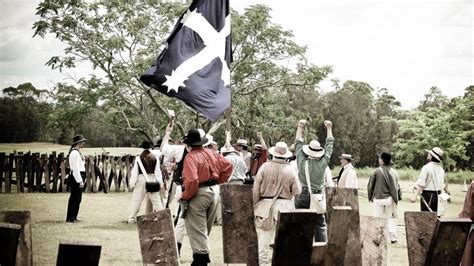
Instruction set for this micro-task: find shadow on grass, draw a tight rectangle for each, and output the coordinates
[81,221,137,231]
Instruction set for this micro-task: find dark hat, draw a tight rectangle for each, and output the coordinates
[139,140,153,149]
[72,134,87,145]
[182,129,208,146]
[380,152,392,164]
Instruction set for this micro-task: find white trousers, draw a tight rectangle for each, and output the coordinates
[128,175,164,222]
[373,197,398,242]
[255,199,294,265]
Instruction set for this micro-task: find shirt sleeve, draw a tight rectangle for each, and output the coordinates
[291,170,302,197]
[181,155,199,200]
[217,153,233,184]
[349,168,359,189]
[154,154,164,185]
[69,151,83,184]
[323,137,335,163]
[416,165,428,188]
[253,164,264,205]
[367,170,377,201]
[325,167,334,187]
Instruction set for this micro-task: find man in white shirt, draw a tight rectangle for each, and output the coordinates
[410,147,445,212]
[66,134,87,223]
[337,154,358,189]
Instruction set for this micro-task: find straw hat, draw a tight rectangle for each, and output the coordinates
[339,154,353,161]
[426,147,443,161]
[302,140,325,158]
[220,146,237,154]
[235,139,248,147]
[269,142,293,158]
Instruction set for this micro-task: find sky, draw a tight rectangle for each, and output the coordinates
[0,0,472,109]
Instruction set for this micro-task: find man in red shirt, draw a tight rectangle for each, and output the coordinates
[180,128,233,265]
[249,132,269,179]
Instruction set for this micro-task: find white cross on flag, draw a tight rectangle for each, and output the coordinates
[140,0,231,121]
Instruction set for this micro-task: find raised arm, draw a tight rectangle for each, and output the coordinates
[256,132,267,150]
[160,121,174,152]
[324,120,333,139]
[295,119,307,142]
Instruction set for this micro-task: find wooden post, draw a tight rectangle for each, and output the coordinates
[325,187,362,266]
[0,211,33,266]
[272,210,319,266]
[60,155,67,193]
[15,155,24,193]
[0,222,22,266]
[89,156,97,193]
[103,156,110,193]
[27,153,34,192]
[125,155,131,190]
[85,156,92,192]
[37,154,45,192]
[404,211,438,265]
[137,209,179,265]
[220,184,258,266]
[51,154,58,193]
[360,216,386,266]
[322,206,352,266]
[6,153,14,193]
[425,218,472,266]
[43,154,50,193]
[0,153,5,193]
[112,157,119,192]
[311,242,328,266]
[57,240,101,266]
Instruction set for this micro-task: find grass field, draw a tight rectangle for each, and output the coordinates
[0,178,468,265]
[0,142,141,156]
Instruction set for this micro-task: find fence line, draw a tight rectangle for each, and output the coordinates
[0,152,136,193]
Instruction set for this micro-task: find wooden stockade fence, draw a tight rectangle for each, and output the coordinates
[0,152,136,193]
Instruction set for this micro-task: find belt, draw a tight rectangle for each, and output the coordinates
[261,196,289,200]
[302,186,322,194]
[423,190,441,195]
[199,179,218,187]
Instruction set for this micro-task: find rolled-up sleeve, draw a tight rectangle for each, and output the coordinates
[217,154,233,184]
[416,166,428,188]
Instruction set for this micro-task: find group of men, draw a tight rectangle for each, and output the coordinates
[122,117,447,266]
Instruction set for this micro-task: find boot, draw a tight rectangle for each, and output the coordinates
[191,253,210,266]
[177,242,182,256]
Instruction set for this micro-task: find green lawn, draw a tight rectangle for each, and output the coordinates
[0,178,468,265]
[0,142,141,156]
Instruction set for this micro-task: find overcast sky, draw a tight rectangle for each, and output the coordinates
[0,0,472,109]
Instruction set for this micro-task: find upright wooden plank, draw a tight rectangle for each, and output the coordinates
[36,154,44,192]
[310,242,328,266]
[325,187,362,266]
[0,222,22,266]
[0,211,33,266]
[89,156,97,193]
[220,184,258,266]
[0,153,5,193]
[103,156,110,193]
[60,155,66,193]
[325,206,352,266]
[112,157,119,192]
[425,218,471,266]
[85,156,92,192]
[125,155,131,189]
[360,215,387,266]
[404,211,438,266]
[6,153,14,193]
[27,153,34,192]
[57,240,101,266]
[51,154,59,193]
[137,209,179,265]
[16,155,24,193]
[272,210,318,266]
[43,154,50,192]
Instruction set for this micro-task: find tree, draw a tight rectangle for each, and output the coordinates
[418,86,449,111]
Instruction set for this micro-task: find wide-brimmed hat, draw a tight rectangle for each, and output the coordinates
[72,134,87,145]
[139,140,153,149]
[203,134,214,147]
[220,146,237,154]
[379,152,392,164]
[235,139,248,147]
[426,147,443,161]
[302,140,325,158]
[183,129,208,146]
[339,154,353,161]
[254,144,263,150]
[269,142,293,158]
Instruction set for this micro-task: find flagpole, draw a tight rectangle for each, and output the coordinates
[225,107,232,131]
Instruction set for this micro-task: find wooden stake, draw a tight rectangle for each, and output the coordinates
[56,240,101,266]
[0,222,21,266]
[404,211,438,265]
[0,211,33,266]
[360,215,387,266]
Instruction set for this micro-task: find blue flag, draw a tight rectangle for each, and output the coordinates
[140,0,231,121]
